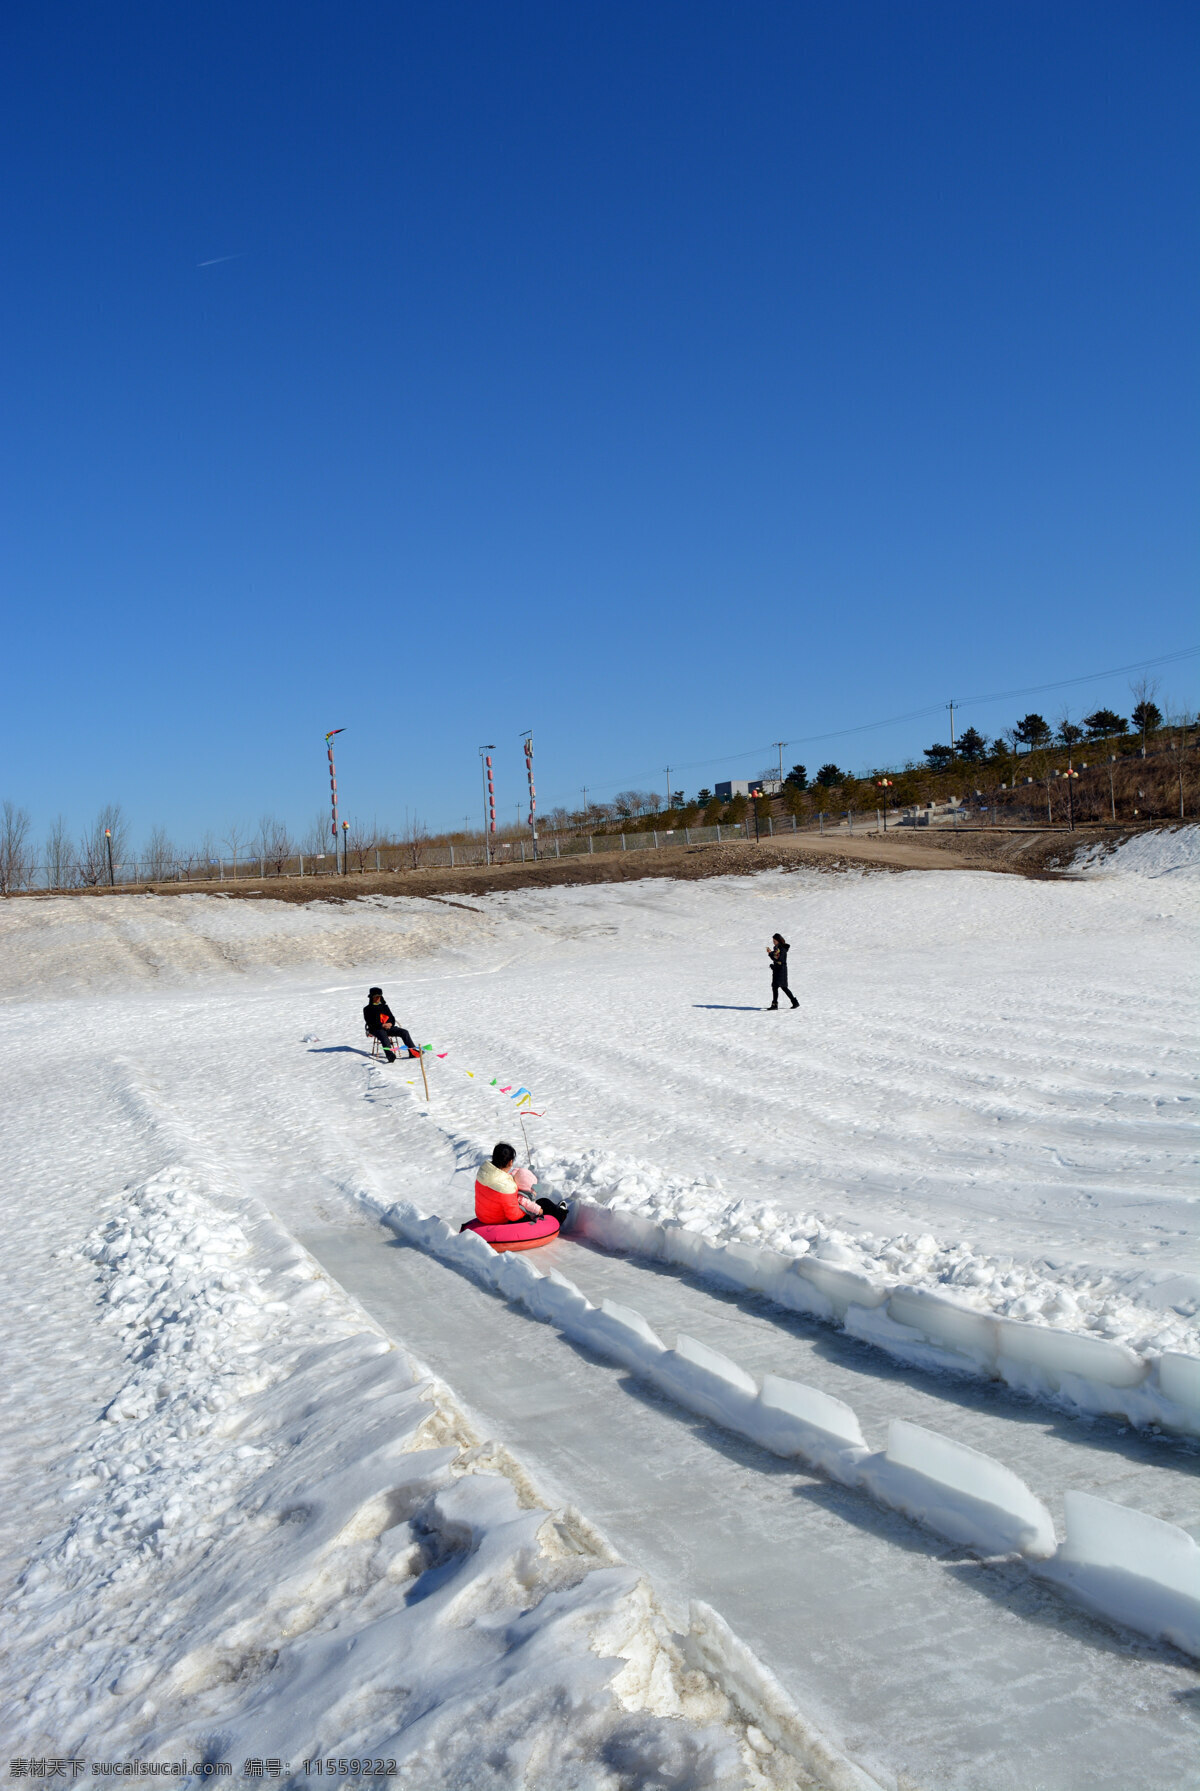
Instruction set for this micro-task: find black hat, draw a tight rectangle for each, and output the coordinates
[368,986,383,998]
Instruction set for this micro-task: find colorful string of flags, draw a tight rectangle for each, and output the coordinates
[400,1044,545,1114]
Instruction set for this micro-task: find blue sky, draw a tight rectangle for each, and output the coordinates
[2,0,1195,847]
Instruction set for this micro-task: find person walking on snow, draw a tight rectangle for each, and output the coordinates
[767,934,799,1009]
[363,986,418,1063]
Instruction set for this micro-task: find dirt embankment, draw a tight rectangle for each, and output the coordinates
[12,825,1144,906]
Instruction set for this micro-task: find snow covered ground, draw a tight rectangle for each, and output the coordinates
[0,829,1196,1788]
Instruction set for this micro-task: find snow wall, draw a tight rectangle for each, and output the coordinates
[567,1200,1200,1439]
[380,1201,1200,1661]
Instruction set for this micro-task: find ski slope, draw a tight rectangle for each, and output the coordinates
[0,832,1196,1788]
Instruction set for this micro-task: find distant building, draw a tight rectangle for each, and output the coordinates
[715,778,781,800]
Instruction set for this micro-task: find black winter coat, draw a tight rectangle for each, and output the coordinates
[364,999,400,1039]
[768,941,790,981]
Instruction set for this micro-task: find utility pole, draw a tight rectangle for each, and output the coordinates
[663,766,672,806]
[479,746,496,865]
[947,701,957,755]
[773,742,787,784]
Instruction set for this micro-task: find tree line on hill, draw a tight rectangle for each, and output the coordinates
[919,699,1163,774]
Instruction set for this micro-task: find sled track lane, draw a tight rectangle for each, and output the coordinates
[299,1219,1200,1791]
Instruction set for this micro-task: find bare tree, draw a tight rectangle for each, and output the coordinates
[345,817,378,873]
[44,815,76,889]
[79,804,130,885]
[199,832,219,880]
[642,791,663,815]
[613,790,640,819]
[402,817,429,869]
[175,841,202,881]
[257,814,294,877]
[0,801,34,894]
[142,824,176,882]
[301,811,335,869]
[221,821,247,881]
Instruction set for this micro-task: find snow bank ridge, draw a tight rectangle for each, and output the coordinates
[383,1202,1200,1662]
[569,1200,1200,1438]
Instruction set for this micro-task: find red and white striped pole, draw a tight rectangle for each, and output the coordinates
[479,744,496,866]
[326,729,345,874]
[522,730,538,860]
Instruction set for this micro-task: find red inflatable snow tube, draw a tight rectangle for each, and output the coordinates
[459,1214,560,1253]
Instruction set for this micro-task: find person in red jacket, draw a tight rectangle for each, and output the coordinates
[475,1143,568,1224]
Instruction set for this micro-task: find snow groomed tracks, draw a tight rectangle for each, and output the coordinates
[301,1213,1200,1791]
[378,1200,1200,1658]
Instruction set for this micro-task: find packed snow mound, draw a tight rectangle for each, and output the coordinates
[0,891,494,1000]
[537,1146,1200,1361]
[1072,825,1200,878]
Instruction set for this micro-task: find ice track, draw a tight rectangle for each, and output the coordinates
[300,1218,1198,1791]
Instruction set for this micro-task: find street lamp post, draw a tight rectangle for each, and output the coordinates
[342,819,350,871]
[105,826,115,887]
[876,778,893,830]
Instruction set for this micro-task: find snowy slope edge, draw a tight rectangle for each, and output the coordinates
[568,1200,1200,1437]
[380,1201,1200,1662]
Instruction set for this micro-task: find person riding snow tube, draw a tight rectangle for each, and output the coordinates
[463,1143,565,1250]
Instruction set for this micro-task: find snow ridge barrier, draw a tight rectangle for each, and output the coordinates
[381,1201,1200,1660]
[568,1200,1200,1438]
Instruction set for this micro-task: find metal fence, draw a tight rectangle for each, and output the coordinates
[11,759,1194,891]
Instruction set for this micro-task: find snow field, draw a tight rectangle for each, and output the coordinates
[1,833,1197,1787]
[377,1198,1200,1659]
[2,1165,831,1790]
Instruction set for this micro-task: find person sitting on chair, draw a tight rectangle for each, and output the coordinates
[475,1143,568,1225]
[363,986,417,1063]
